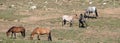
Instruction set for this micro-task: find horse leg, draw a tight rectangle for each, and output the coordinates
[11,32,13,38]
[37,35,40,40]
[62,19,66,26]
[21,31,25,38]
[48,32,52,41]
[84,13,87,18]
[14,33,16,39]
[21,32,23,38]
[63,20,66,25]
[88,11,90,17]
[70,21,72,27]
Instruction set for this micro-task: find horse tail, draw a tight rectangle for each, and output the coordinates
[48,31,52,41]
[70,20,73,27]
[95,9,98,17]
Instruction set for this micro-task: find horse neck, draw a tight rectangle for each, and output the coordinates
[31,32,35,37]
[7,27,14,33]
[73,15,78,19]
[6,27,13,36]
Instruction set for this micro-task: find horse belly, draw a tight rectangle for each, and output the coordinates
[40,30,49,35]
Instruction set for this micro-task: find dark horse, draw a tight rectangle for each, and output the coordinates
[84,6,98,18]
[30,27,52,41]
[79,14,88,28]
[6,26,25,39]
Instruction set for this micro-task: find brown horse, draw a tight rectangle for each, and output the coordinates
[6,26,25,39]
[30,27,52,41]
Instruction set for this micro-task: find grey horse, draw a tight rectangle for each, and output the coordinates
[84,6,98,18]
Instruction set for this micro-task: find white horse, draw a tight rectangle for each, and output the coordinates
[62,14,78,27]
[85,6,98,18]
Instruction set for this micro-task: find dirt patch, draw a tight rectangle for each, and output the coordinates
[99,8,120,14]
[83,30,120,38]
[20,14,63,23]
[98,8,120,19]
[20,8,120,23]
[14,9,31,15]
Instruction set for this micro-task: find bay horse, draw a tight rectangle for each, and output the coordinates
[6,26,25,39]
[62,14,78,27]
[84,6,98,18]
[30,27,52,41]
[79,13,88,28]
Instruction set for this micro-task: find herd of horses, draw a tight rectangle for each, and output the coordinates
[6,6,98,41]
[6,26,52,41]
[62,6,98,27]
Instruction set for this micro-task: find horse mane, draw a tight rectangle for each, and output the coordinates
[6,26,15,33]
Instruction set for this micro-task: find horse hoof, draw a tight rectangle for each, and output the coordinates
[38,39,40,40]
[48,40,52,41]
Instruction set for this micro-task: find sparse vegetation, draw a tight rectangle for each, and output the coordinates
[0,0,120,43]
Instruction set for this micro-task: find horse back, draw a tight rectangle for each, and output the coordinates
[62,15,73,21]
[87,6,96,12]
[34,27,50,35]
[11,26,25,33]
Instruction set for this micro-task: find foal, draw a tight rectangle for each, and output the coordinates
[6,26,26,39]
[62,14,78,27]
[79,14,87,28]
[30,27,52,41]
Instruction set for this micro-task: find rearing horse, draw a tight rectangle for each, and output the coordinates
[30,27,52,41]
[62,14,78,27]
[6,26,26,39]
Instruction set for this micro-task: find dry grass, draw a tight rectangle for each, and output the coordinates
[0,0,120,43]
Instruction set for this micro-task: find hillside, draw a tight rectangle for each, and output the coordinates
[0,0,120,43]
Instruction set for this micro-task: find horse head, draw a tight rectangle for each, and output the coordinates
[6,27,13,37]
[6,31,10,37]
[73,14,79,19]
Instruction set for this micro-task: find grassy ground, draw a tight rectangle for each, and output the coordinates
[0,14,120,43]
[0,0,120,43]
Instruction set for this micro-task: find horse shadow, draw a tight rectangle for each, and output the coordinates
[84,15,97,19]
